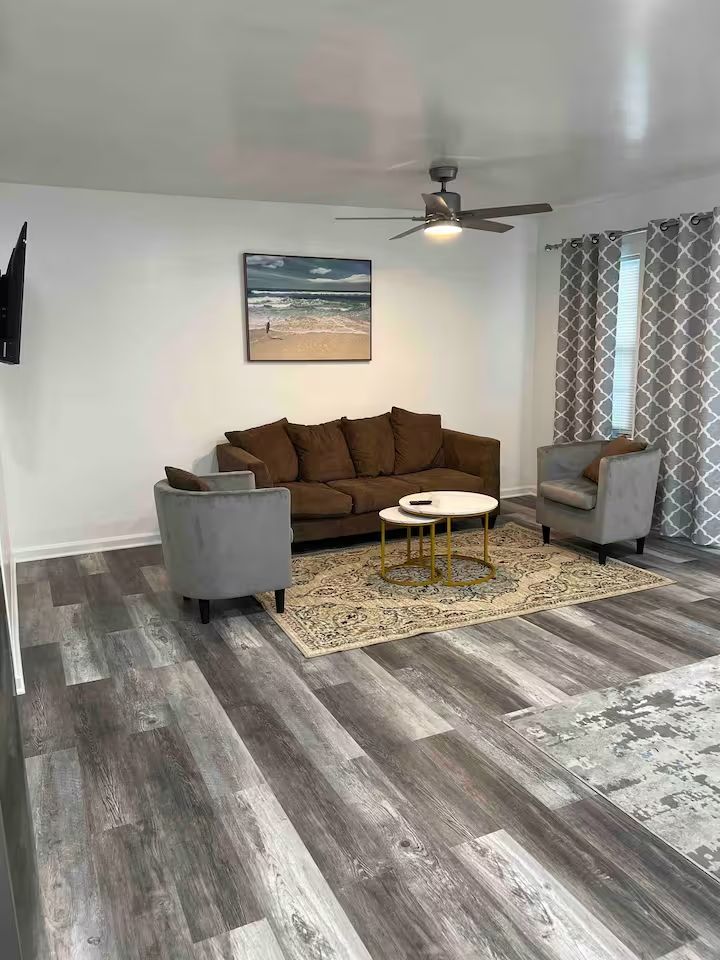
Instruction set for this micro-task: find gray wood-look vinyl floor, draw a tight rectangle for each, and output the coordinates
[18,496,720,960]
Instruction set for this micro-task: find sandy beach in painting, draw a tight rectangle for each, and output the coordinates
[249,328,370,360]
[244,255,371,361]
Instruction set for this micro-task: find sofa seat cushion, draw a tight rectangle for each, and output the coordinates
[279,481,353,519]
[540,477,598,511]
[327,476,415,515]
[225,418,298,484]
[341,413,395,477]
[397,468,486,495]
[287,419,356,483]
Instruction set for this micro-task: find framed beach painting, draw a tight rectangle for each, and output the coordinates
[243,254,371,361]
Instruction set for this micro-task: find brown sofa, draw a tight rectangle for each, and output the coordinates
[217,407,500,543]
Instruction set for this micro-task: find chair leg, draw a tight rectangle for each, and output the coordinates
[488,513,497,530]
[542,525,550,545]
[637,537,645,555]
[598,546,607,565]
[275,589,285,614]
[199,599,210,624]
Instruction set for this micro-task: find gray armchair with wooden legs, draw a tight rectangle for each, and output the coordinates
[536,440,661,564]
[154,470,292,623]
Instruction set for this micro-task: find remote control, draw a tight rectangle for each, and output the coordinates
[409,499,432,505]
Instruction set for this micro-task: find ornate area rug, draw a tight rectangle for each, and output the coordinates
[506,656,720,880]
[258,522,672,657]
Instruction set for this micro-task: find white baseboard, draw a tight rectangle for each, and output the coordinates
[16,491,538,565]
[15,531,161,564]
[501,485,536,498]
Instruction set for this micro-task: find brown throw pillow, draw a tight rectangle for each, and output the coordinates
[342,413,395,477]
[582,435,647,484]
[286,419,356,483]
[165,466,210,491]
[391,406,443,474]
[225,418,298,484]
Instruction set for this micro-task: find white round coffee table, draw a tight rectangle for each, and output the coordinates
[398,491,499,587]
[378,506,440,586]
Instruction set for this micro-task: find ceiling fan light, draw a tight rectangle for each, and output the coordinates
[424,220,462,238]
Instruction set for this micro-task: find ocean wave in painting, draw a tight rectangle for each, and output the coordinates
[247,289,371,336]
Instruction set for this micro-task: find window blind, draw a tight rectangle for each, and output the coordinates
[611,254,642,435]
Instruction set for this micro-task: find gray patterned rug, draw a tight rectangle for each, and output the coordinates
[506,656,720,879]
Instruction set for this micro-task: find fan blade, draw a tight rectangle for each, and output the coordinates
[389,224,427,241]
[422,193,451,217]
[335,216,421,221]
[462,218,514,233]
[460,202,552,219]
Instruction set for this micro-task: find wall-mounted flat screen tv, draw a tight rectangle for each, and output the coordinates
[0,223,27,365]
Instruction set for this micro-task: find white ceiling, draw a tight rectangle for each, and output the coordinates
[1,0,719,210]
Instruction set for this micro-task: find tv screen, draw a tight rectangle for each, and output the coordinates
[0,223,27,365]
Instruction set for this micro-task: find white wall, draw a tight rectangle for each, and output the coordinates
[0,182,538,556]
[532,169,720,481]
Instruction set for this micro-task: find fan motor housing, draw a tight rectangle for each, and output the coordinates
[428,190,461,215]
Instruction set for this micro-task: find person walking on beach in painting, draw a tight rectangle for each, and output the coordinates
[265,320,271,337]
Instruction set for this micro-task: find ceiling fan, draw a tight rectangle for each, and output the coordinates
[336,164,552,240]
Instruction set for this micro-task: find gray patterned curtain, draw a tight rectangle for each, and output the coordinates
[635,209,720,545]
[553,233,622,442]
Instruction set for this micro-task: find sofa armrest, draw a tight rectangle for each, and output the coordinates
[217,442,271,488]
[202,470,255,492]
[442,429,500,497]
[537,441,605,484]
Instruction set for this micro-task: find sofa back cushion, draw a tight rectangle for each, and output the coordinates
[165,466,210,491]
[341,413,395,477]
[582,435,647,484]
[225,418,298,484]
[287,419,356,483]
[391,406,443,474]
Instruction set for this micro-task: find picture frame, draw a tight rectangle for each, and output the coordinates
[243,253,372,362]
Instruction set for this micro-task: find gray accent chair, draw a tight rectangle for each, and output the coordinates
[536,441,661,564]
[154,470,292,623]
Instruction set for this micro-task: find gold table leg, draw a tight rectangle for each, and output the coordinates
[379,520,441,586]
[380,518,386,577]
[430,523,436,580]
[441,511,496,587]
[446,516,452,585]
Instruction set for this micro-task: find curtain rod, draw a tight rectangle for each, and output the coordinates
[543,212,713,251]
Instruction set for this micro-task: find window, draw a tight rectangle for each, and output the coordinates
[611,233,644,435]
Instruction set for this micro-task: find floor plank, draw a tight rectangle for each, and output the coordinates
[56,603,110,685]
[131,724,263,943]
[193,919,286,960]
[454,829,641,959]
[18,643,76,757]
[217,783,374,960]
[159,659,265,800]
[18,580,62,648]
[93,819,195,960]
[25,748,107,959]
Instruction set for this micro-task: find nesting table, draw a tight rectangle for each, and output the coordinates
[379,490,498,588]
